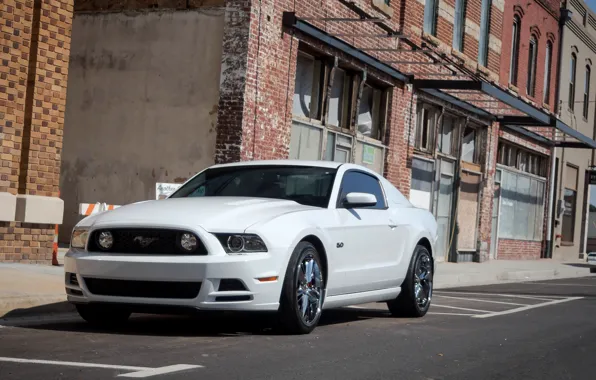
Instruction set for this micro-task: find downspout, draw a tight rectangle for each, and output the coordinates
[546,5,570,258]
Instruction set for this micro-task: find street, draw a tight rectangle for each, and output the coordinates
[1,277,596,379]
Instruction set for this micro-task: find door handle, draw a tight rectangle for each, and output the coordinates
[389,220,398,229]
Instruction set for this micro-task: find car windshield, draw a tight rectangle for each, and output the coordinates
[169,165,338,208]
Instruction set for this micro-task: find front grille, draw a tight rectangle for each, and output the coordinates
[87,228,207,255]
[84,278,202,299]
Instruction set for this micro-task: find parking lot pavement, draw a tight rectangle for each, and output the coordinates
[1,277,595,379]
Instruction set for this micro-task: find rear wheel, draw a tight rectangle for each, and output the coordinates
[387,245,433,317]
[278,241,325,334]
[76,304,131,326]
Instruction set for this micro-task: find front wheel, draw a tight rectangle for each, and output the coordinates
[387,245,433,317]
[278,241,325,334]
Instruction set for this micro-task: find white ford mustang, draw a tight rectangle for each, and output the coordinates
[65,160,438,334]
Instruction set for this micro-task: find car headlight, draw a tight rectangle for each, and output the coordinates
[70,228,89,249]
[214,234,268,254]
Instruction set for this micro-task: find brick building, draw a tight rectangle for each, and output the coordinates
[3,0,596,264]
[0,0,73,263]
[493,0,560,260]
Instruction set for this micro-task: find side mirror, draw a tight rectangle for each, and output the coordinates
[343,192,377,208]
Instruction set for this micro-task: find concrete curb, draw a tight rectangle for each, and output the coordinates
[0,295,68,320]
[435,268,596,289]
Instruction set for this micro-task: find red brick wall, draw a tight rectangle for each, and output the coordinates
[499,0,559,111]
[497,238,542,259]
[0,0,74,263]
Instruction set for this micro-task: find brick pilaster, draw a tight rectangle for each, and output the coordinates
[0,0,73,263]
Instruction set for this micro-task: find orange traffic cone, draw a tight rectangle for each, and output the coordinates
[52,223,59,266]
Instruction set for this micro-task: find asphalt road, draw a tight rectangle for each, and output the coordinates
[1,277,596,379]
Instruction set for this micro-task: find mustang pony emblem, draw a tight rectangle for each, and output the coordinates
[133,236,158,247]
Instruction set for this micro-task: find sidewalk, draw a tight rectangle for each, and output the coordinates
[1,254,594,320]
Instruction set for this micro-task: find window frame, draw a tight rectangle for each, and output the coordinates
[496,140,547,177]
[526,36,538,97]
[461,124,481,164]
[509,15,521,86]
[423,0,439,36]
[415,102,438,153]
[496,164,547,242]
[569,53,577,111]
[289,47,390,173]
[584,65,591,119]
[478,0,492,67]
[543,41,552,104]
[452,0,466,52]
[335,169,388,210]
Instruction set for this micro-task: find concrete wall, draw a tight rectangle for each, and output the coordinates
[59,9,224,242]
[553,0,596,260]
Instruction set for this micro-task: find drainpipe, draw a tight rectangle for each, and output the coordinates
[546,6,572,259]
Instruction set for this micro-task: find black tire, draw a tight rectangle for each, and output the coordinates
[278,241,325,335]
[387,245,433,318]
[76,304,131,327]
[590,268,596,274]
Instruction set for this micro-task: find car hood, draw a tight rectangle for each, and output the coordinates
[77,197,315,232]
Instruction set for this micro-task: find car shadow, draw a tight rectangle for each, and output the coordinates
[6,302,395,338]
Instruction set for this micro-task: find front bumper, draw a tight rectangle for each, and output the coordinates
[64,248,289,312]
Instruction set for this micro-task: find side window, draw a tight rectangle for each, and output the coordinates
[338,171,386,209]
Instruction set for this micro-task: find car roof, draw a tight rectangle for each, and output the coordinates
[209,159,343,170]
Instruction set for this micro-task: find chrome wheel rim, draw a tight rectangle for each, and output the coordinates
[295,251,323,326]
[414,252,433,308]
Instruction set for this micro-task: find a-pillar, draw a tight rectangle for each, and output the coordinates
[0,0,72,263]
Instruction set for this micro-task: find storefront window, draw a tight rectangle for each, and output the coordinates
[497,141,547,177]
[289,47,389,174]
[498,167,546,241]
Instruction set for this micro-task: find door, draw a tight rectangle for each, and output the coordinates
[326,170,398,295]
[433,158,455,262]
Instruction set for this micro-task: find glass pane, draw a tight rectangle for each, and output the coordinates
[534,181,545,240]
[528,179,537,240]
[424,0,437,35]
[439,116,454,155]
[410,158,433,209]
[325,132,336,161]
[357,86,380,138]
[327,69,345,127]
[355,141,383,174]
[462,127,476,162]
[499,170,516,239]
[339,171,386,209]
[292,55,315,118]
[288,121,322,160]
[437,174,453,218]
[515,175,531,240]
[335,148,349,163]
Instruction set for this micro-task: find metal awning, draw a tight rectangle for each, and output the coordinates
[281,0,596,150]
